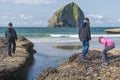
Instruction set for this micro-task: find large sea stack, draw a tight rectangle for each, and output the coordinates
[48,2,84,27]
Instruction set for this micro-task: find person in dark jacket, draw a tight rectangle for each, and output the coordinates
[79,18,91,58]
[5,23,17,56]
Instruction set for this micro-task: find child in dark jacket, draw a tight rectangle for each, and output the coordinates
[5,23,17,56]
[79,18,91,59]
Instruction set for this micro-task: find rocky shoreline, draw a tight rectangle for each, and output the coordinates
[37,49,120,80]
[0,37,35,80]
[105,28,120,34]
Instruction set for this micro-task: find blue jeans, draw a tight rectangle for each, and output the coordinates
[82,41,89,57]
[102,46,115,63]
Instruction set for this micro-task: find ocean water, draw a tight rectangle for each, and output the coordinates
[1,27,120,37]
[1,27,120,45]
[1,27,120,80]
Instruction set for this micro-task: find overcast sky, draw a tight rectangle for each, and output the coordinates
[0,0,120,27]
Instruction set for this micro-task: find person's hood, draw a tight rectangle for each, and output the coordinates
[81,22,87,28]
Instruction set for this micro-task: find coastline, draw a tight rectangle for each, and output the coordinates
[37,48,120,80]
[0,37,35,80]
[26,36,120,80]
[0,26,119,79]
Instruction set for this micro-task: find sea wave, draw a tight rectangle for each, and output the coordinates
[49,34,120,38]
[50,34,78,38]
[29,39,80,43]
[28,34,120,43]
[1,33,120,38]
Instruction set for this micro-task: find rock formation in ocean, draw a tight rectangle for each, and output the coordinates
[105,28,120,34]
[48,2,84,27]
[37,49,120,80]
[0,37,35,80]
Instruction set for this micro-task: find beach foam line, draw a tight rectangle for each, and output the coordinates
[50,34,120,38]
[27,34,120,43]
[92,34,120,37]
[50,34,78,38]
[28,38,79,43]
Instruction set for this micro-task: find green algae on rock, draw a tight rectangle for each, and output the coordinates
[48,2,84,27]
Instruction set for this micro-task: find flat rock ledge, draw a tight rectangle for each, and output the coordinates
[105,28,120,34]
[0,37,35,80]
[53,45,82,50]
[37,49,120,80]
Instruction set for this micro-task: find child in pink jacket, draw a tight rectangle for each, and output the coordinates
[99,37,115,66]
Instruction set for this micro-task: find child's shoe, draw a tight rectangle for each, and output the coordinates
[101,62,110,66]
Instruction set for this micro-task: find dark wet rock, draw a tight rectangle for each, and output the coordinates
[37,49,120,80]
[38,67,58,80]
[53,45,82,50]
[0,37,35,80]
[0,38,8,61]
[69,53,78,62]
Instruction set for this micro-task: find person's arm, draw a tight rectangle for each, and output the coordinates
[5,30,7,38]
[88,26,91,40]
[104,40,107,47]
[87,24,91,40]
[13,29,17,40]
[78,24,82,39]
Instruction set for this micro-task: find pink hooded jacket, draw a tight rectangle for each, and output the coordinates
[100,37,115,47]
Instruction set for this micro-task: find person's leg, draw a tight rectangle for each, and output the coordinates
[82,41,85,57]
[102,47,109,63]
[101,46,115,66]
[7,41,12,56]
[108,46,115,50]
[102,46,115,63]
[82,41,89,57]
[12,40,16,54]
[84,41,89,56]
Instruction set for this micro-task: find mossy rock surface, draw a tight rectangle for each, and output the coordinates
[48,2,84,27]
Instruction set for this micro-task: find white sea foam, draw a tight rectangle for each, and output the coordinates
[49,34,120,38]
[28,34,120,43]
[50,34,78,38]
[28,38,80,43]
